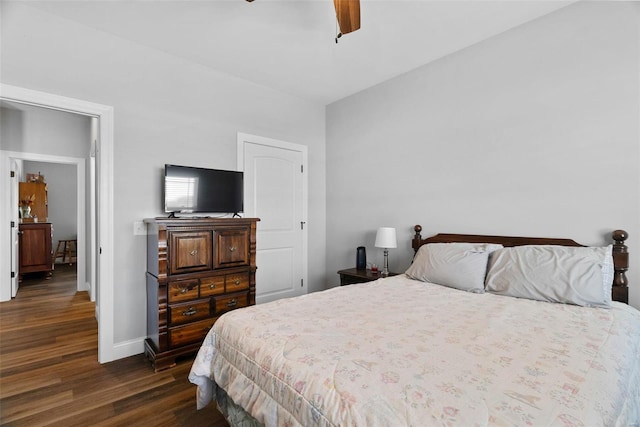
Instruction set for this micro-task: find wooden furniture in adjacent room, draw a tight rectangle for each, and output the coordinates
[338,267,398,285]
[19,181,48,222]
[54,239,77,265]
[18,222,54,281]
[144,217,260,371]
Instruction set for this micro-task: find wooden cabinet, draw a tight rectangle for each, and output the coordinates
[144,217,259,371]
[19,223,54,280]
[19,182,48,222]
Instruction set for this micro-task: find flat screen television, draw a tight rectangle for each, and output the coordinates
[164,164,243,215]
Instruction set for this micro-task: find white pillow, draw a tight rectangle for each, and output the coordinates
[485,245,613,308]
[405,242,503,292]
[601,245,614,305]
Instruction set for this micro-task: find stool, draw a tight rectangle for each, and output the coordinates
[54,239,77,265]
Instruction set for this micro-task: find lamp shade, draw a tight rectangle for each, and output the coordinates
[374,227,397,249]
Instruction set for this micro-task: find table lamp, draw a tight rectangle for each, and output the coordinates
[374,227,397,277]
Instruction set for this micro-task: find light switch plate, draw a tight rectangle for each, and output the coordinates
[133,221,146,236]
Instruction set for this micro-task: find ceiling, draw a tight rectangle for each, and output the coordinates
[23,0,574,106]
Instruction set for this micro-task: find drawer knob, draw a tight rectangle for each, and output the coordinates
[226,299,237,308]
[229,246,236,252]
[209,283,216,289]
[179,282,196,294]
[189,250,198,256]
[182,307,197,316]
[234,279,241,286]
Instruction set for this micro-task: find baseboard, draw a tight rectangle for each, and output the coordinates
[112,337,146,361]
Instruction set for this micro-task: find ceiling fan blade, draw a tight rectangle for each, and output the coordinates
[334,0,360,35]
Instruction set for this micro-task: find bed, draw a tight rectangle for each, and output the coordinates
[189,226,640,426]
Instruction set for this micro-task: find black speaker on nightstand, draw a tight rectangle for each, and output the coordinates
[356,246,366,270]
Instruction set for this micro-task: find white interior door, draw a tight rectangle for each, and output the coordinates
[89,118,98,303]
[11,159,20,297]
[238,133,307,304]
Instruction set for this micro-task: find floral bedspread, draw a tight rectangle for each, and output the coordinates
[189,275,640,427]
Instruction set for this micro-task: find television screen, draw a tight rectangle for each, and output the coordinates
[164,164,243,214]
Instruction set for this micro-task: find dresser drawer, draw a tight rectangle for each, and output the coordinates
[169,300,211,326]
[200,276,226,297]
[167,278,199,303]
[226,273,249,293]
[169,318,217,347]
[214,292,249,314]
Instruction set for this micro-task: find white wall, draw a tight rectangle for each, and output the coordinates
[0,102,84,243]
[0,102,90,158]
[326,2,640,308]
[1,3,326,347]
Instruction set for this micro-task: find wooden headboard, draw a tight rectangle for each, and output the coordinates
[411,225,630,304]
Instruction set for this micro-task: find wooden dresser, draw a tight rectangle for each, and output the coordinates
[144,217,259,371]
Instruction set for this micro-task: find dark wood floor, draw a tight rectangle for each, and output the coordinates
[0,265,229,426]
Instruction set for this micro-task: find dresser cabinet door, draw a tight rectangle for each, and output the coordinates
[215,228,249,268]
[169,230,212,274]
[19,223,53,274]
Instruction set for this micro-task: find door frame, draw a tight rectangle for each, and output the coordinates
[0,84,116,364]
[236,132,308,301]
[4,151,86,298]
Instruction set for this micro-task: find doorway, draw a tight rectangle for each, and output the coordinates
[0,84,116,363]
[8,152,87,300]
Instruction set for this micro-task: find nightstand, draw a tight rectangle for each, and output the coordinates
[337,268,399,286]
